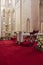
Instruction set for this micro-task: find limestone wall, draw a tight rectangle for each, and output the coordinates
[15,0,40,32]
[31,0,40,31]
[22,0,32,32]
[21,0,40,32]
[15,0,21,32]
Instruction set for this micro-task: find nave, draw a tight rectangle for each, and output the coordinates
[0,0,43,65]
[0,35,43,65]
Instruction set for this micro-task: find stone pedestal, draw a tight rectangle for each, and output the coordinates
[17,32,23,45]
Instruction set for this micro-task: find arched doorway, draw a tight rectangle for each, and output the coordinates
[26,18,30,32]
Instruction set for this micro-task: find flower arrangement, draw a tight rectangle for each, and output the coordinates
[36,35,43,51]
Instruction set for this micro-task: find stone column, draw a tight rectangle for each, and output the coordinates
[15,0,21,32]
[0,0,1,38]
[5,0,12,37]
[22,0,32,32]
[31,0,40,31]
[2,9,6,37]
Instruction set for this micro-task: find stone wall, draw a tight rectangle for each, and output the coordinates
[15,0,21,32]
[22,0,32,32]
[15,0,40,32]
[31,0,40,31]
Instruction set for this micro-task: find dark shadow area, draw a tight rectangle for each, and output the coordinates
[20,42,34,47]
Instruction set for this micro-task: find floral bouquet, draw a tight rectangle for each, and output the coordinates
[36,35,43,51]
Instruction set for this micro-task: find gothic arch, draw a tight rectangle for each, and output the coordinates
[26,18,30,32]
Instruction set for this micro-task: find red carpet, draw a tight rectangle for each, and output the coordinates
[0,40,43,65]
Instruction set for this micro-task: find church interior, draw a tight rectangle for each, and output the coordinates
[0,0,43,65]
